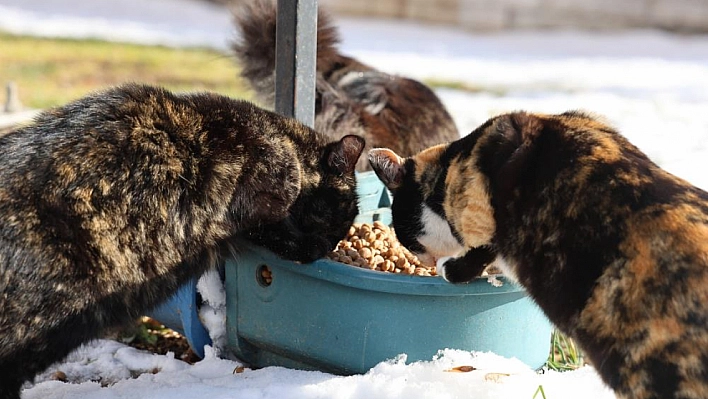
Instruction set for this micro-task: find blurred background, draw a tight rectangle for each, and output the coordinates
[2,0,707,188]
[292,0,708,32]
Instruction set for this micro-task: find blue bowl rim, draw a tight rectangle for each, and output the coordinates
[235,243,524,297]
[234,171,525,298]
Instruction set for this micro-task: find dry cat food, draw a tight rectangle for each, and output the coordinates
[326,221,437,276]
[327,221,503,279]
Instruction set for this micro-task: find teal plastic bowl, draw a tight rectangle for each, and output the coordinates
[224,244,552,374]
[354,171,392,225]
[150,171,552,371]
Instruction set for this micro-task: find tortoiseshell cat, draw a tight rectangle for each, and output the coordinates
[231,0,459,171]
[0,83,364,399]
[369,111,708,399]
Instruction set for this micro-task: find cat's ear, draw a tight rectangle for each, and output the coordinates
[494,112,542,197]
[368,148,405,190]
[496,112,542,149]
[328,135,365,175]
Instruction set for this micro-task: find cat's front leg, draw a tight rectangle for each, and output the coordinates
[438,246,496,283]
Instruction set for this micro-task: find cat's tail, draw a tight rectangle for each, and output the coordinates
[230,0,341,107]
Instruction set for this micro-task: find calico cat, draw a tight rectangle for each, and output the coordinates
[369,111,708,399]
[0,83,364,399]
[231,0,459,171]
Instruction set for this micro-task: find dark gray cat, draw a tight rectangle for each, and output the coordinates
[0,83,364,398]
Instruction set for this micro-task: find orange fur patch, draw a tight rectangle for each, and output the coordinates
[444,155,495,248]
[413,144,447,182]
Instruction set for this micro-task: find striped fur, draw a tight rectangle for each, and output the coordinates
[369,111,708,399]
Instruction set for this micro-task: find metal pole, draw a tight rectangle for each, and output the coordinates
[274,0,317,128]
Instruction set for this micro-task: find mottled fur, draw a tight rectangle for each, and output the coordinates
[369,111,708,399]
[231,0,459,171]
[0,83,364,399]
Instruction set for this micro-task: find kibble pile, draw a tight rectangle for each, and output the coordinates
[326,221,437,276]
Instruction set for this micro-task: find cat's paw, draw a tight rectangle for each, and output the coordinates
[438,246,497,284]
[438,256,476,284]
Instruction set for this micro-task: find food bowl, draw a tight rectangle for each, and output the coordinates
[149,171,553,372]
[224,244,552,374]
[146,276,212,358]
[223,171,552,373]
[353,171,391,225]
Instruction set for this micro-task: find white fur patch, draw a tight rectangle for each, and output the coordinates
[337,71,362,88]
[338,71,387,115]
[491,256,519,283]
[417,205,464,260]
[436,256,454,281]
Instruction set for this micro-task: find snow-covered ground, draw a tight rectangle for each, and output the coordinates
[3,0,708,397]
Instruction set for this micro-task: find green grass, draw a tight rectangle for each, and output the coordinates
[0,32,253,109]
[533,385,547,399]
[119,317,160,346]
[546,329,585,372]
[423,78,511,96]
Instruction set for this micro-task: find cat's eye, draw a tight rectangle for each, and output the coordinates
[256,265,273,287]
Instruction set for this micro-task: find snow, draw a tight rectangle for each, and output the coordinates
[0,0,233,49]
[28,342,614,399]
[3,0,708,397]
[196,269,228,353]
